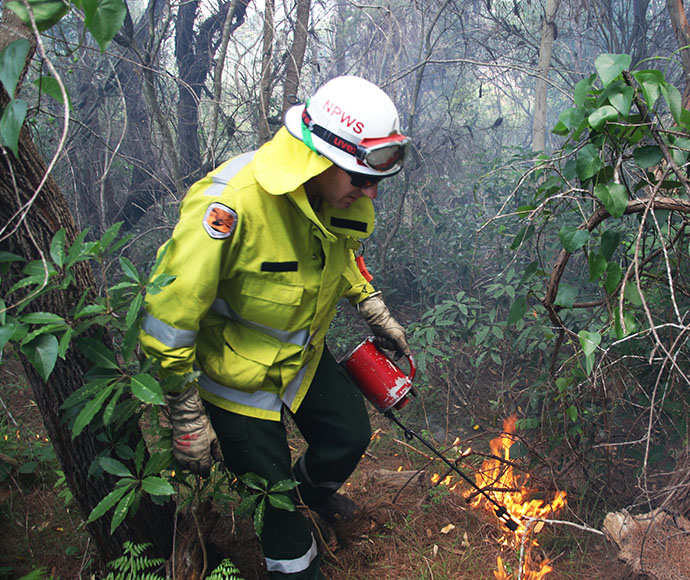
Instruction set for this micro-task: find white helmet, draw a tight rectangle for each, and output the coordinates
[284,76,410,178]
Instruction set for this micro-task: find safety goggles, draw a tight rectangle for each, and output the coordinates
[301,107,410,173]
[346,170,384,188]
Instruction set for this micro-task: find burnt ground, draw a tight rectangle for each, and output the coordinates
[0,355,631,580]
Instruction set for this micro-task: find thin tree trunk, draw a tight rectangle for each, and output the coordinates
[258,0,275,144]
[667,0,690,107]
[282,0,311,114]
[532,0,561,153]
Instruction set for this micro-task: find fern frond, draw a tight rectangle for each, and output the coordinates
[206,558,245,580]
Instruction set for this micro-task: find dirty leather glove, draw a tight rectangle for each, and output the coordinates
[357,291,410,357]
[166,383,223,477]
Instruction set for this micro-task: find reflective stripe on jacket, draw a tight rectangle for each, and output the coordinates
[140,128,376,420]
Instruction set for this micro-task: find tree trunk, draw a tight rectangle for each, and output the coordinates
[258,0,275,145]
[666,0,690,107]
[0,10,174,563]
[282,0,312,114]
[532,0,561,153]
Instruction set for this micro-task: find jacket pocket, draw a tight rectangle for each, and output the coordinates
[235,275,305,328]
[196,320,283,392]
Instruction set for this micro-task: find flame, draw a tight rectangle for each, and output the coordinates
[471,416,565,579]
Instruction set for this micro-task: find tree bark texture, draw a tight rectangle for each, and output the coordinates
[258,0,275,145]
[0,10,174,563]
[666,0,690,107]
[282,0,312,114]
[531,0,561,153]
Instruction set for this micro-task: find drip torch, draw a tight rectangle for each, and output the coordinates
[343,337,520,532]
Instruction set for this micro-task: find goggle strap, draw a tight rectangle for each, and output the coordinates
[300,100,321,156]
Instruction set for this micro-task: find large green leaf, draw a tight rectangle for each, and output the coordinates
[76,337,119,369]
[633,145,663,169]
[661,82,682,126]
[606,84,634,117]
[267,493,295,512]
[588,105,618,130]
[507,296,527,325]
[20,334,58,382]
[100,456,133,478]
[594,54,631,86]
[633,70,664,108]
[72,384,114,438]
[82,0,126,51]
[605,262,623,294]
[588,253,607,282]
[87,484,131,523]
[575,144,602,181]
[593,183,628,218]
[0,99,28,157]
[141,476,175,496]
[6,0,70,31]
[110,488,136,533]
[554,284,577,309]
[32,76,73,111]
[559,226,590,252]
[601,229,622,260]
[130,373,164,405]
[0,39,31,97]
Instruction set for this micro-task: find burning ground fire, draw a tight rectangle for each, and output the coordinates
[432,415,566,580]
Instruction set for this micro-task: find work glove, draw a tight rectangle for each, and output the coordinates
[357,291,410,357]
[166,383,223,477]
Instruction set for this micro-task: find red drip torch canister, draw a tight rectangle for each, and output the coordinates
[343,337,416,412]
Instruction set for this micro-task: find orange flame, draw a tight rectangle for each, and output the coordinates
[472,416,565,579]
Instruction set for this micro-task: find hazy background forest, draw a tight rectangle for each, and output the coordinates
[3,0,690,578]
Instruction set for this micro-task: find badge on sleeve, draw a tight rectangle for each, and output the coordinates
[203,203,237,239]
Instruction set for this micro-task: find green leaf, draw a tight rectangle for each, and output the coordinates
[269,479,300,493]
[119,256,140,283]
[82,0,127,51]
[594,54,631,86]
[235,494,259,518]
[99,222,123,252]
[253,498,266,537]
[76,337,119,369]
[578,330,601,357]
[566,406,578,422]
[559,226,590,252]
[143,451,172,478]
[633,70,664,108]
[661,82,682,125]
[49,228,66,267]
[575,144,602,181]
[624,283,643,306]
[0,39,31,96]
[142,476,175,496]
[601,229,622,260]
[87,484,130,523]
[0,99,28,157]
[605,262,623,294]
[110,488,137,533]
[20,334,58,381]
[0,250,26,263]
[72,384,114,438]
[556,107,586,131]
[510,225,534,250]
[593,183,628,218]
[588,105,618,130]
[32,76,73,110]
[506,295,527,325]
[554,284,577,309]
[267,493,295,511]
[0,323,18,353]
[125,292,143,328]
[6,0,70,31]
[573,74,596,105]
[130,373,164,405]
[588,253,607,282]
[239,472,268,491]
[633,145,664,169]
[100,456,132,478]
[606,84,634,117]
[19,312,66,325]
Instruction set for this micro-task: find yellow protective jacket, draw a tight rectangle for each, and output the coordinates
[140,128,376,420]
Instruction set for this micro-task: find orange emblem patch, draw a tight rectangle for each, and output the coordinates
[203,203,237,239]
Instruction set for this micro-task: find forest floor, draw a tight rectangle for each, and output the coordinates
[0,357,631,580]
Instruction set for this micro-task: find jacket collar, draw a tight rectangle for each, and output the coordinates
[254,128,374,240]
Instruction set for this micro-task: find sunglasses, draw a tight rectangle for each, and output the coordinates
[346,170,385,188]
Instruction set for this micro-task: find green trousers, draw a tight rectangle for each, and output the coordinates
[206,346,371,580]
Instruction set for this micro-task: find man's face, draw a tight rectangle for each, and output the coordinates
[304,165,379,209]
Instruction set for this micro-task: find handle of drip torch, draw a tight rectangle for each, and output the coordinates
[384,410,520,532]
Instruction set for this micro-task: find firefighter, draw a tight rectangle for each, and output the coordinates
[140,75,411,579]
